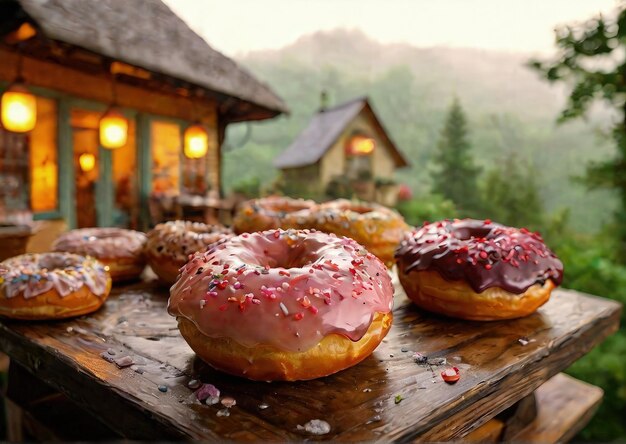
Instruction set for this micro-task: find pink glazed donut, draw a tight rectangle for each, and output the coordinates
[168,229,394,381]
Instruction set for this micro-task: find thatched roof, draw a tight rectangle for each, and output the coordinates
[274,97,408,169]
[7,0,287,118]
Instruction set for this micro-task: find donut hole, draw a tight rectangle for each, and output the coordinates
[346,205,374,214]
[265,243,319,269]
[88,231,118,240]
[244,235,323,270]
[268,202,312,215]
[452,226,492,240]
[38,253,79,271]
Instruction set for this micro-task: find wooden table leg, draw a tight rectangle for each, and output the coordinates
[4,399,23,443]
[0,352,8,373]
[464,373,603,443]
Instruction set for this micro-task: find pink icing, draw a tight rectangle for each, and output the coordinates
[0,252,110,299]
[53,228,147,259]
[168,229,394,353]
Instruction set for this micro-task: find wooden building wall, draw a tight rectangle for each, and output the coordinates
[320,112,396,187]
[0,48,221,193]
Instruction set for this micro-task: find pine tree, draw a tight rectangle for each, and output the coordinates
[431,98,482,215]
[481,155,544,229]
[531,7,626,261]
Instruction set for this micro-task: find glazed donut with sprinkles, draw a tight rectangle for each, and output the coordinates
[395,219,563,321]
[53,227,147,282]
[145,220,234,285]
[0,252,111,320]
[168,228,394,381]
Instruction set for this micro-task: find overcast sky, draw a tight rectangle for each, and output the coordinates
[163,0,619,57]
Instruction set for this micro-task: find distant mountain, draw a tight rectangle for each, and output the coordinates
[223,28,616,232]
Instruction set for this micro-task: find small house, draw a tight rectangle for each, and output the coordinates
[0,0,287,231]
[273,97,407,206]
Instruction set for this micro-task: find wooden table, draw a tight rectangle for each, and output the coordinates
[0,275,621,441]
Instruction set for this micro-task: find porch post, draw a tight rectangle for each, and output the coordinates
[57,98,76,229]
[137,113,152,231]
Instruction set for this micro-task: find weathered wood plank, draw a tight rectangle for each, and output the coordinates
[0,278,620,441]
[6,361,121,441]
[513,373,603,443]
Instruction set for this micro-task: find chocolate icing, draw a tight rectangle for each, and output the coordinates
[394,219,563,294]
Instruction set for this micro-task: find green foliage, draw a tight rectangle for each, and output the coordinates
[395,194,458,226]
[231,177,262,198]
[430,98,482,215]
[531,6,626,261]
[325,176,354,200]
[222,141,281,195]
[548,230,626,441]
[225,34,615,232]
[480,155,545,229]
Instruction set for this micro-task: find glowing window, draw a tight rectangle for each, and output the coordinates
[151,120,181,195]
[29,97,58,213]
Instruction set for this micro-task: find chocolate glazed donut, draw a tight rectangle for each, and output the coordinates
[395,219,563,321]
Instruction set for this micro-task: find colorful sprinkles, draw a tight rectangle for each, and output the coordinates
[0,252,110,299]
[168,229,394,352]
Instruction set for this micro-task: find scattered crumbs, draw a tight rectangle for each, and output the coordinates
[221,396,236,408]
[394,394,404,404]
[259,403,269,410]
[187,379,202,390]
[196,384,220,402]
[366,415,382,424]
[389,354,394,358]
[413,352,428,364]
[401,347,409,353]
[363,388,372,393]
[130,365,144,374]
[441,367,461,384]
[518,337,534,346]
[428,357,447,366]
[299,419,331,435]
[66,327,74,333]
[158,385,168,393]
[100,351,115,363]
[114,356,134,368]
[206,396,220,406]
[216,409,230,417]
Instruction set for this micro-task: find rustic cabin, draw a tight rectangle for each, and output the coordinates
[274,97,407,206]
[0,0,287,237]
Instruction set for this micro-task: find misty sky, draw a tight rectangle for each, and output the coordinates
[164,0,618,57]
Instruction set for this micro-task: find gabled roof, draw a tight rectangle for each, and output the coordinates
[7,0,287,118]
[274,97,408,169]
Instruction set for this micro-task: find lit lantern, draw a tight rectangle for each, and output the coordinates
[79,153,96,172]
[99,108,128,149]
[184,123,209,159]
[347,135,375,155]
[1,84,37,133]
